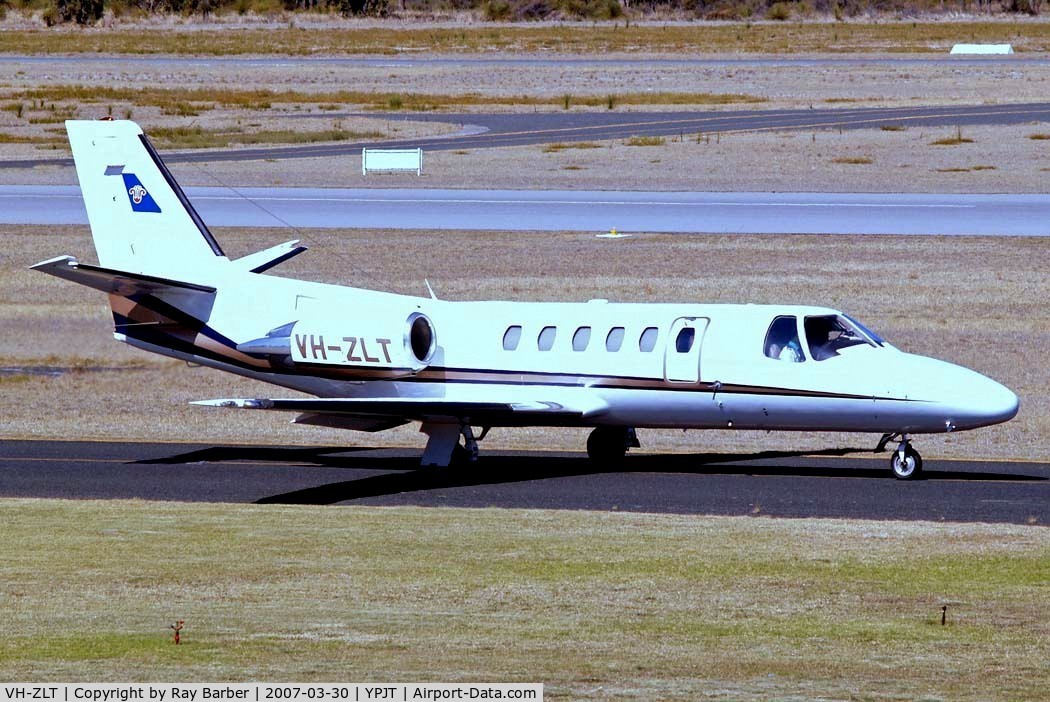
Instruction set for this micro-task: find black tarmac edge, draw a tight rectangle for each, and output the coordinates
[1,439,1046,525]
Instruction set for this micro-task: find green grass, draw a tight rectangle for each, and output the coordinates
[2,22,1050,56]
[1,499,1047,699]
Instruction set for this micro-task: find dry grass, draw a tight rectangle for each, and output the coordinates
[3,226,1047,462]
[831,155,873,164]
[543,142,604,153]
[626,135,665,147]
[0,84,762,152]
[148,126,384,149]
[931,136,976,146]
[12,85,764,113]
[931,127,975,146]
[3,22,1050,55]
[1,499,1047,698]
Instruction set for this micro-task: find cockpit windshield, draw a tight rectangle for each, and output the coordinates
[804,314,882,361]
[842,314,886,346]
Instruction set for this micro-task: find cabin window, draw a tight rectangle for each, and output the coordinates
[606,327,625,352]
[502,325,522,351]
[764,316,804,362]
[572,326,591,352]
[639,327,659,352]
[804,315,876,361]
[675,327,696,353]
[537,326,557,351]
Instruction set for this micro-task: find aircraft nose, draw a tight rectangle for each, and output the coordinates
[949,371,1019,430]
[979,377,1019,425]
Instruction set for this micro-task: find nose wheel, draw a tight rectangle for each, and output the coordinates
[880,433,923,480]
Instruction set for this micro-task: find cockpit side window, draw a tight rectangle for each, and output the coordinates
[764,316,804,362]
[804,315,877,361]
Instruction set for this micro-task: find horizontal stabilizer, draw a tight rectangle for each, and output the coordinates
[192,396,606,425]
[232,240,307,274]
[31,255,216,296]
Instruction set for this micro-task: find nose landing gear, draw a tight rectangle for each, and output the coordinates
[877,432,923,480]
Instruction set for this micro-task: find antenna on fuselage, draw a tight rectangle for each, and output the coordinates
[424,278,438,300]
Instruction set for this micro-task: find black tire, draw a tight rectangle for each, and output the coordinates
[449,443,475,467]
[587,426,629,464]
[890,447,923,480]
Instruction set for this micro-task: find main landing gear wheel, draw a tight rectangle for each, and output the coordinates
[890,442,923,480]
[586,426,639,465]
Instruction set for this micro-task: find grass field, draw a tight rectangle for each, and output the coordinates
[2,21,1050,55]
[1,500,1047,698]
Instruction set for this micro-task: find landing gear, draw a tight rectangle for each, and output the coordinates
[420,421,486,467]
[458,424,480,464]
[878,433,923,480]
[586,426,639,464]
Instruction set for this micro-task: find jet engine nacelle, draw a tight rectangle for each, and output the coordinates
[239,312,437,376]
[291,311,437,374]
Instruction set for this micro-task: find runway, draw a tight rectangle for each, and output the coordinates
[3,102,1049,169]
[4,185,1047,235]
[0,440,1045,524]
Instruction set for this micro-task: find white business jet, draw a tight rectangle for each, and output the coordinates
[33,121,1019,479]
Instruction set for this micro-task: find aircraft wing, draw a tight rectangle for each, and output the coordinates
[192,396,608,428]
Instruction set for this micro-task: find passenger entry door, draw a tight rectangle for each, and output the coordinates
[664,317,709,383]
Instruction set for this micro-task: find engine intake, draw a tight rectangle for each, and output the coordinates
[240,311,437,377]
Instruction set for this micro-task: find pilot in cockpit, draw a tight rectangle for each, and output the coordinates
[805,315,870,361]
[764,316,804,363]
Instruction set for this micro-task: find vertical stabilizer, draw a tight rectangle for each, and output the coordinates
[66,120,228,278]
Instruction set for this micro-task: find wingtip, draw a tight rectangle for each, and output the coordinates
[30,254,78,271]
[191,398,274,409]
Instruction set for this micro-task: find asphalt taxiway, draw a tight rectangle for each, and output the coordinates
[4,186,1047,235]
[1,439,1046,524]
[3,102,1049,169]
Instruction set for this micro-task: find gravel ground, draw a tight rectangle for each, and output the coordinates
[1,50,1049,192]
[4,52,1050,108]
[7,122,1049,193]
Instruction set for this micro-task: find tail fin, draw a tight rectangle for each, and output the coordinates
[66,120,228,279]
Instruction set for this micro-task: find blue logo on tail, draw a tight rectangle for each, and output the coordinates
[105,166,161,213]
